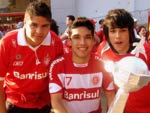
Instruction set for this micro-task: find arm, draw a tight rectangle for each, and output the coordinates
[50,93,68,113]
[0,80,7,113]
[60,34,68,41]
[104,90,115,108]
[60,27,69,41]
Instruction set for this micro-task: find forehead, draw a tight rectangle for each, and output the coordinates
[66,17,71,21]
[25,16,50,24]
[71,27,92,36]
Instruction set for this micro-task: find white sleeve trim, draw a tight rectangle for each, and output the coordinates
[49,83,62,93]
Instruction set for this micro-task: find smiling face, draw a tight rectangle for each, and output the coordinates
[108,27,130,54]
[24,16,50,47]
[70,26,95,64]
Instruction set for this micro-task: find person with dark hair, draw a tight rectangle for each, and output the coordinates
[137,25,148,41]
[97,19,105,44]
[98,19,104,28]
[60,15,75,53]
[60,15,75,42]
[0,1,63,113]
[96,8,150,113]
[50,19,59,35]
[49,17,115,113]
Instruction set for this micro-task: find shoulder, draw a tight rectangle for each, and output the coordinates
[91,53,104,66]
[96,41,110,56]
[3,30,18,40]
[0,30,18,46]
[51,56,65,66]
[50,53,71,68]
[50,30,63,45]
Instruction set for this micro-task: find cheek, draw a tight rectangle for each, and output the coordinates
[91,40,95,47]
[25,27,33,37]
[109,37,114,43]
[43,29,50,35]
[108,34,114,41]
[123,34,130,41]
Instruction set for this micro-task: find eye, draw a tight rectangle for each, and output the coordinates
[109,29,115,33]
[30,23,37,28]
[72,35,79,39]
[85,35,92,39]
[120,28,128,32]
[42,24,50,28]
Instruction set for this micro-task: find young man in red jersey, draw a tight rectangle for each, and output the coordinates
[49,17,115,113]
[0,1,63,113]
[96,9,150,113]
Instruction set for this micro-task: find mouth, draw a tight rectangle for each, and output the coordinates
[115,41,122,44]
[78,47,88,51]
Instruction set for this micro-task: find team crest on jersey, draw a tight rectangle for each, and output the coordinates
[44,55,51,66]
[92,75,99,85]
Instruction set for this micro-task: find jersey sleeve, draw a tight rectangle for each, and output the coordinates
[0,37,11,79]
[49,57,64,94]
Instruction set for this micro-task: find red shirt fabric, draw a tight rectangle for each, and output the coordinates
[96,29,105,43]
[49,52,115,113]
[96,41,150,113]
[0,29,63,109]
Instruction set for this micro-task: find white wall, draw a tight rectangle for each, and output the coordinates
[51,0,150,33]
[51,0,76,34]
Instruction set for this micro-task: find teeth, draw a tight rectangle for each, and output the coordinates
[79,47,87,50]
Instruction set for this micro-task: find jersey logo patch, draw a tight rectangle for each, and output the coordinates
[13,61,23,66]
[92,75,99,85]
[44,55,51,66]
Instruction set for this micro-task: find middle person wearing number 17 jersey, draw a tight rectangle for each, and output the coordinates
[49,17,115,113]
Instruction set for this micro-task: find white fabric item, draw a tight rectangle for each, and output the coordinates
[108,56,150,113]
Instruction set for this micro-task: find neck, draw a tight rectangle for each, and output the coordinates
[72,55,90,64]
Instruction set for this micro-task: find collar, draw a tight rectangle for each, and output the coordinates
[17,28,51,46]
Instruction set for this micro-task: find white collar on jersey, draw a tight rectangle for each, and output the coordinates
[17,28,51,46]
[73,63,88,67]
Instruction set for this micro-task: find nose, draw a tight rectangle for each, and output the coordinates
[115,31,120,38]
[36,27,43,34]
[80,38,86,44]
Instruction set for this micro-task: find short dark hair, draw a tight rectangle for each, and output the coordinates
[24,1,51,22]
[50,19,59,35]
[69,17,95,37]
[67,15,75,21]
[99,19,104,24]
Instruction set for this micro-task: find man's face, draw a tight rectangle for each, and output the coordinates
[66,17,73,26]
[24,16,50,47]
[108,27,130,54]
[70,27,95,63]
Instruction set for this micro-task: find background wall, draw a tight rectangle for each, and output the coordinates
[51,0,150,34]
[51,0,76,35]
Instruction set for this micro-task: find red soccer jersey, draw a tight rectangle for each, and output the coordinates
[0,29,63,108]
[49,53,114,113]
[96,29,105,43]
[96,41,150,113]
